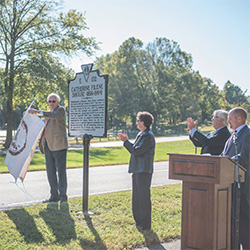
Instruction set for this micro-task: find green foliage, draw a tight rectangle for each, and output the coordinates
[14,51,74,110]
[95,37,248,131]
[198,78,225,123]
[0,0,98,147]
[97,37,196,129]
[222,81,249,111]
[0,184,182,249]
[1,0,249,146]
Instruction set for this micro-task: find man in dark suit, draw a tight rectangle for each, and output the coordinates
[29,93,68,203]
[186,110,231,155]
[118,111,155,230]
[221,107,250,249]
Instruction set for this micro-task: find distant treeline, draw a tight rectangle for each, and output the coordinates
[95,37,250,132]
[0,37,249,134]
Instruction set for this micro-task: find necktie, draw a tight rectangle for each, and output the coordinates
[226,130,237,150]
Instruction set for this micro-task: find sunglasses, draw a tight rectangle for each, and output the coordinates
[48,100,56,103]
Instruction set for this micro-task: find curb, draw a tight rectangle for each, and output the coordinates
[133,239,180,250]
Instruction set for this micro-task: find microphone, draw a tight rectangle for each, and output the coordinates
[232,130,241,188]
[232,130,238,144]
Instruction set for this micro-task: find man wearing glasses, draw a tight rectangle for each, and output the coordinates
[186,109,231,155]
[29,93,68,203]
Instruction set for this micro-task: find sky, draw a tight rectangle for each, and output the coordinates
[63,0,250,95]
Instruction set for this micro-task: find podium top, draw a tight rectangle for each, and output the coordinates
[168,153,245,184]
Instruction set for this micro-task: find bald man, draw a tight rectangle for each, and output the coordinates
[221,107,250,249]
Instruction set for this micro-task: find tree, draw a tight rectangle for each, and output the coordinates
[95,37,144,129]
[198,78,224,123]
[97,37,243,133]
[170,71,204,123]
[136,38,195,126]
[95,37,198,131]
[222,81,249,108]
[0,0,98,147]
[13,51,74,110]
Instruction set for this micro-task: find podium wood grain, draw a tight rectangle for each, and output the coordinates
[168,153,245,250]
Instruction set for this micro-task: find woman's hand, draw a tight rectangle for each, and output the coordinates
[118,133,128,142]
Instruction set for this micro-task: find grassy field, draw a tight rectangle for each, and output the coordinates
[0,139,197,172]
[0,138,191,249]
[0,184,182,250]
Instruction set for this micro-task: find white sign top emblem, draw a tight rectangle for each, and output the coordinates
[81,63,93,82]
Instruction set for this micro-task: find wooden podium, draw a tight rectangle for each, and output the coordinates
[168,153,245,250]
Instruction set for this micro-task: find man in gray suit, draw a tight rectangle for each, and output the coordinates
[29,93,68,203]
[118,111,155,230]
[221,107,250,249]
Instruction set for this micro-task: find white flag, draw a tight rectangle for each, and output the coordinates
[5,110,45,182]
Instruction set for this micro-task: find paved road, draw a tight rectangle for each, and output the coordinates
[0,161,181,211]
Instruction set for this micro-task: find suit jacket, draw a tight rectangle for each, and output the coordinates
[39,105,68,154]
[124,128,155,174]
[221,125,250,196]
[190,126,231,155]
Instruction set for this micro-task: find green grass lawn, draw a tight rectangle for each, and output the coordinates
[0,139,197,172]
[0,139,189,249]
[0,184,182,250]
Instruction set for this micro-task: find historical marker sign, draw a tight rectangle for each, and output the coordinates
[68,64,108,138]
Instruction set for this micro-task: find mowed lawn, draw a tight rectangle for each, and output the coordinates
[0,139,194,249]
[0,184,182,250]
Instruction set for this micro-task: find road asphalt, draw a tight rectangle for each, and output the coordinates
[0,161,181,211]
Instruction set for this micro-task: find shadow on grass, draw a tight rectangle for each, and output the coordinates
[89,147,124,159]
[69,150,83,155]
[40,202,76,244]
[140,229,165,249]
[68,147,124,159]
[79,214,107,250]
[5,208,44,243]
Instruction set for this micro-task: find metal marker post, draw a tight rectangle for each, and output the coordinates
[82,134,93,214]
[68,64,108,216]
[232,133,241,249]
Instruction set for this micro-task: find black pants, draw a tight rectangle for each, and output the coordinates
[239,195,250,249]
[132,173,152,230]
[45,142,67,201]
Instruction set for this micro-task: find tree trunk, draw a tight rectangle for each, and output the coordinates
[4,98,13,148]
[4,49,15,148]
[131,115,137,130]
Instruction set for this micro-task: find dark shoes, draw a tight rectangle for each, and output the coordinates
[43,198,68,203]
[43,195,68,203]
[42,197,59,203]
[59,195,68,203]
[60,199,68,203]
